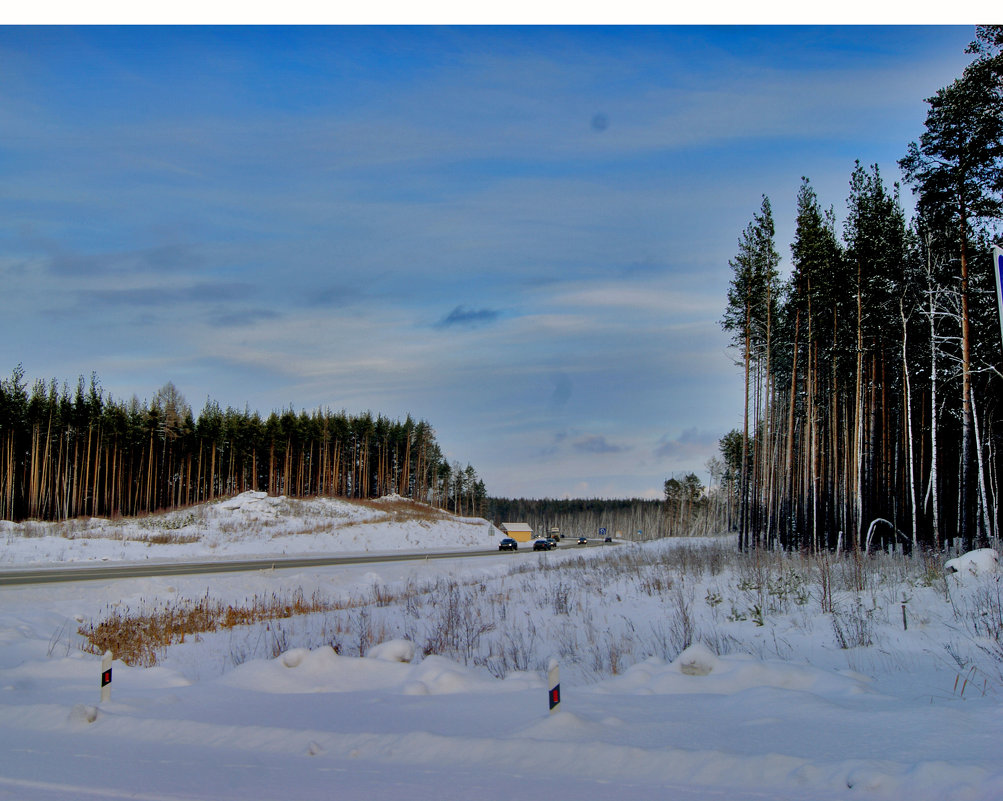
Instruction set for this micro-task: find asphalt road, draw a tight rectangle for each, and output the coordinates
[0,540,613,586]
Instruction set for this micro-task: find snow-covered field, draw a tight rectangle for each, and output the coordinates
[3,492,1003,801]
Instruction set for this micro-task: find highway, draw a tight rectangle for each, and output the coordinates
[0,540,612,586]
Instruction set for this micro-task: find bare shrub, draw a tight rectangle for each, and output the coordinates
[157,512,199,531]
[836,549,870,593]
[831,599,874,649]
[20,521,49,539]
[667,582,696,655]
[268,623,290,658]
[47,618,77,658]
[814,550,834,613]
[352,609,372,656]
[371,582,395,607]
[953,575,1003,664]
[228,640,252,668]
[707,545,727,576]
[554,623,580,663]
[422,580,462,656]
[607,634,629,675]
[645,621,674,661]
[493,618,538,675]
[700,626,740,657]
[550,581,572,615]
[460,607,495,663]
[640,570,673,596]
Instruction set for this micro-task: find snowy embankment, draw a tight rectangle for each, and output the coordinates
[3,493,1003,800]
[0,490,499,566]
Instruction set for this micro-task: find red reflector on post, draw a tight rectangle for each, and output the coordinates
[547,658,560,713]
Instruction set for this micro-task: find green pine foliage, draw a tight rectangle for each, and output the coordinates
[0,369,483,522]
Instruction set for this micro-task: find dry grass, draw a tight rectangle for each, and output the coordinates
[265,497,457,537]
[79,589,344,667]
[336,498,455,530]
[353,496,453,522]
[142,532,202,545]
[78,576,454,667]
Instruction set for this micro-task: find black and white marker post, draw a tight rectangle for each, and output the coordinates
[100,650,112,703]
[547,658,560,713]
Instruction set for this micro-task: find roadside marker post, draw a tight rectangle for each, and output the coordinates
[101,651,112,703]
[548,658,560,713]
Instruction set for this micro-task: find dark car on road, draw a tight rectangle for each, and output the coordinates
[498,538,519,551]
[577,536,588,545]
[533,538,554,551]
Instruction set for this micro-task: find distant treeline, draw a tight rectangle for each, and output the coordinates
[486,497,668,541]
[0,367,486,522]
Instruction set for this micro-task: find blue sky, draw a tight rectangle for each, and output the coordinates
[0,25,978,499]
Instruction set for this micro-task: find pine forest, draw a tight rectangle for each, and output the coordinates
[0,371,486,523]
[721,26,1003,553]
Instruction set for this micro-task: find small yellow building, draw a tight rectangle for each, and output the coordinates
[500,522,534,543]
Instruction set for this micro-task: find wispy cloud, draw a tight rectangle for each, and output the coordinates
[303,285,368,309]
[43,243,204,278]
[435,306,502,329]
[655,427,720,461]
[208,308,281,328]
[573,435,625,455]
[81,282,255,308]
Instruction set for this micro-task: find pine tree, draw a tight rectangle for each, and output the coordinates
[900,30,1003,547]
[783,178,847,549]
[722,196,780,550]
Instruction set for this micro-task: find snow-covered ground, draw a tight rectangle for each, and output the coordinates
[3,492,1003,800]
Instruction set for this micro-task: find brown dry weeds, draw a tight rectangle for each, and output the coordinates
[77,582,432,667]
[79,589,345,667]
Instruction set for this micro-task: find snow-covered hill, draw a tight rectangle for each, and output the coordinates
[0,491,501,566]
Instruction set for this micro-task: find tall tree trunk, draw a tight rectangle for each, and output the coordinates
[785,308,800,546]
[971,390,994,542]
[901,298,918,550]
[853,260,864,550]
[926,281,941,549]
[740,297,752,552]
[958,203,974,548]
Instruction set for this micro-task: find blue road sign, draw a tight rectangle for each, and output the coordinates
[599,527,607,536]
